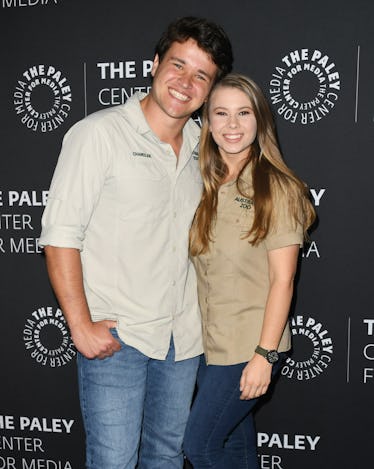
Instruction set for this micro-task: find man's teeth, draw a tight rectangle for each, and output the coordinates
[170,89,189,101]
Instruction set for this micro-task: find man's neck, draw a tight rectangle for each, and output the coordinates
[140,95,189,157]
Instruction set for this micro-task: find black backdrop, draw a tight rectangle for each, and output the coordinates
[1,1,373,468]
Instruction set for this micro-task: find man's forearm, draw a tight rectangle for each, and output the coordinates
[44,246,92,330]
[43,245,120,359]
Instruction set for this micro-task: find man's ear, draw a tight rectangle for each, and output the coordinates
[151,54,160,77]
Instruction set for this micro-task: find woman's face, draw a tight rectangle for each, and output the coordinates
[208,86,257,166]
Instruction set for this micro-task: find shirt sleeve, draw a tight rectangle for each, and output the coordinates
[264,183,304,251]
[39,117,112,251]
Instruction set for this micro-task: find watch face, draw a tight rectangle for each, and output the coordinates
[267,350,279,364]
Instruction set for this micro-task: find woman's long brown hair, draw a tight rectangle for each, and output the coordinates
[189,73,316,256]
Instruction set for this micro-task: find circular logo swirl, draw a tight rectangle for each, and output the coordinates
[269,49,340,125]
[23,306,76,367]
[282,315,333,380]
[13,65,72,132]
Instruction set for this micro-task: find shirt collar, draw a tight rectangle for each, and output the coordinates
[222,161,253,189]
[120,92,200,147]
[238,161,253,185]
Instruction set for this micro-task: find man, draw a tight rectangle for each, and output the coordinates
[39,17,233,469]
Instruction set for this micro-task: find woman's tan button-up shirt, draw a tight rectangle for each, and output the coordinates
[192,167,303,365]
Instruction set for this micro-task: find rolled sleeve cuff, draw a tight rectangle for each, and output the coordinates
[39,226,84,250]
[265,231,303,251]
[39,197,86,250]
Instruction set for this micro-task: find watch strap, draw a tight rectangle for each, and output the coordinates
[255,345,269,357]
[255,345,279,364]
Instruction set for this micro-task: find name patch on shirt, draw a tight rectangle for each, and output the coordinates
[132,151,151,158]
[234,196,253,210]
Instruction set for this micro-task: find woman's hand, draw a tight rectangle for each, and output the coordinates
[239,353,272,400]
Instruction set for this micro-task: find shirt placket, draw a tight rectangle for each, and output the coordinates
[164,144,180,336]
[202,252,211,361]
[204,185,230,361]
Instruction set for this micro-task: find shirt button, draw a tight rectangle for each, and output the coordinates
[172,246,176,252]
[173,212,177,218]
[172,281,176,286]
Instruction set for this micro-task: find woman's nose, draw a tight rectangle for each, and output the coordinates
[228,115,238,128]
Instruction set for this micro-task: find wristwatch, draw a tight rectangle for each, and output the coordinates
[255,345,279,364]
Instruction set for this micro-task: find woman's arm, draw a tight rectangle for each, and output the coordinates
[239,244,300,400]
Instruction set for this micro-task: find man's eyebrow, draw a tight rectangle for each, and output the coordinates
[169,56,185,64]
[169,56,214,80]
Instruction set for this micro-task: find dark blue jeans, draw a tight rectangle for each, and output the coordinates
[184,354,285,468]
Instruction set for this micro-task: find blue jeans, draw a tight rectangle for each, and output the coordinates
[183,354,285,468]
[77,330,200,469]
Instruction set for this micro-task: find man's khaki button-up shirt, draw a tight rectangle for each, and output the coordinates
[40,93,203,361]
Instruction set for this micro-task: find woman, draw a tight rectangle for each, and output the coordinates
[184,74,315,468]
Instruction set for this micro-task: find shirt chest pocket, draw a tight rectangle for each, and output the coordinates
[239,210,254,237]
[213,212,253,260]
[218,198,254,231]
[118,159,170,222]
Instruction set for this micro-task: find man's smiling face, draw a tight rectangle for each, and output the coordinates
[149,38,218,122]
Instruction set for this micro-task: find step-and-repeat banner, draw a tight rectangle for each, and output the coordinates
[1,1,373,468]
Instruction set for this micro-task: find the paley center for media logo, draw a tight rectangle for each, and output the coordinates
[269,48,340,125]
[23,306,76,367]
[14,64,72,132]
[282,314,333,381]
